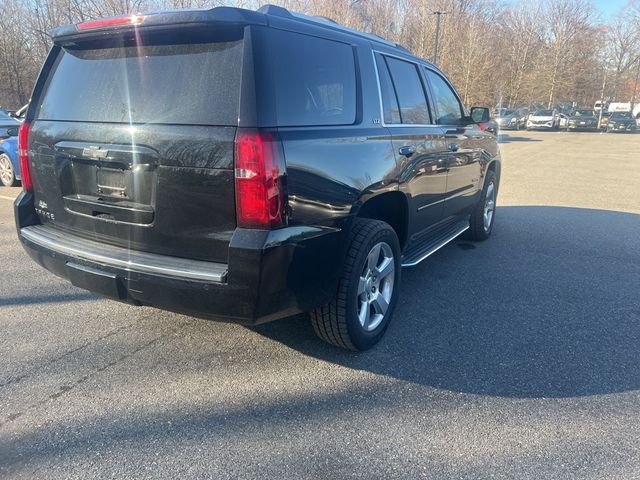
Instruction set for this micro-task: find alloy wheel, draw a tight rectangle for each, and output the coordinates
[0,155,14,186]
[483,181,495,232]
[357,242,395,332]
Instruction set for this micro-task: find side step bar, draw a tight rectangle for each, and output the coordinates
[401,220,469,267]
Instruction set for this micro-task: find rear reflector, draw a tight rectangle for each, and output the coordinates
[18,122,32,192]
[78,15,144,30]
[234,130,285,229]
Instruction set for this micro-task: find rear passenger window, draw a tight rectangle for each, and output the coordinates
[425,69,464,126]
[383,56,430,125]
[270,31,356,127]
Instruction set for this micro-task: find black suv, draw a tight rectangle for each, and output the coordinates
[15,5,500,350]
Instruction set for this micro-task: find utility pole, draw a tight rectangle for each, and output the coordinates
[432,11,448,65]
[597,67,607,130]
[630,58,640,113]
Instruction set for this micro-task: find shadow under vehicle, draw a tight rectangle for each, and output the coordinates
[253,205,640,398]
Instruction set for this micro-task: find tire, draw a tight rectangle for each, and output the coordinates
[467,170,497,241]
[0,153,17,187]
[311,218,401,351]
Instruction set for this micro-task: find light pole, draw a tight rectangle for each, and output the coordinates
[597,67,607,130]
[630,58,640,113]
[432,11,448,65]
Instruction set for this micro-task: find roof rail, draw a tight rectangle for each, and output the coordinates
[258,4,400,49]
[257,4,292,17]
[314,15,338,24]
[394,43,412,53]
[296,12,398,47]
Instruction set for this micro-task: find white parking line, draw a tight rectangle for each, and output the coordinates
[0,194,17,201]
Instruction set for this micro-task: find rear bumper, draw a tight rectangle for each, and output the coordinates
[15,192,348,325]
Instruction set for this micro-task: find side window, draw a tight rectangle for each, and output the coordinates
[382,56,430,125]
[270,30,357,127]
[375,54,400,124]
[424,69,463,126]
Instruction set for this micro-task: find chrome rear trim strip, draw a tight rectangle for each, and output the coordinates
[21,225,227,283]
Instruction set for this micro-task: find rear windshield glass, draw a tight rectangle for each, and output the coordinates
[36,30,243,126]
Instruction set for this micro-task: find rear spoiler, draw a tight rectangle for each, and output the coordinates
[50,7,267,44]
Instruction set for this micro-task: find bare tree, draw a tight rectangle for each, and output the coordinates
[0,0,638,111]
[541,0,595,108]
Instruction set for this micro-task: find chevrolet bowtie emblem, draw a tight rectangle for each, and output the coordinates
[82,146,109,159]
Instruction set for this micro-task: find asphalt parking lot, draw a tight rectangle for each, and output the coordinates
[1,130,639,479]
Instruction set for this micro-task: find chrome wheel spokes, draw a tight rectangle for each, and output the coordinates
[483,182,495,232]
[357,242,395,331]
[0,155,13,186]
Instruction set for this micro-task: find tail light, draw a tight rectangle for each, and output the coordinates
[234,129,286,229]
[18,122,32,191]
[78,15,144,30]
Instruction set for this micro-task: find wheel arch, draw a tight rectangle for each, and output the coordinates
[485,159,501,191]
[354,191,409,250]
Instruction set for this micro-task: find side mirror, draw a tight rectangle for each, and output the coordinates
[470,107,490,124]
[6,127,18,137]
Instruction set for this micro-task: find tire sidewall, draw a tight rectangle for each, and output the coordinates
[467,169,497,241]
[344,224,401,350]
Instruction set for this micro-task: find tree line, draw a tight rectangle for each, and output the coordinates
[1,0,639,111]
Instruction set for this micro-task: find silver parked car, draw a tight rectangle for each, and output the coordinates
[495,108,528,130]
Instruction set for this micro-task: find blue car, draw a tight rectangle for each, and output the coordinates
[0,131,19,187]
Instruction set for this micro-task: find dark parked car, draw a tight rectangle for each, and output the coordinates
[606,112,637,133]
[14,5,501,350]
[566,109,598,131]
[478,116,498,136]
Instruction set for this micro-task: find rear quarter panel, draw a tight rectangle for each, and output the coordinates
[252,27,400,228]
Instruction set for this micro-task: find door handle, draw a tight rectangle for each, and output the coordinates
[448,143,460,152]
[399,145,416,157]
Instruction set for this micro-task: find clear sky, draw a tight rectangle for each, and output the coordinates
[592,0,630,20]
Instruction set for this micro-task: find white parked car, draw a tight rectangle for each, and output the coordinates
[526,109,560,130]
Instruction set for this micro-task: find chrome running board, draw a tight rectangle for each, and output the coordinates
[401,220,469,267]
